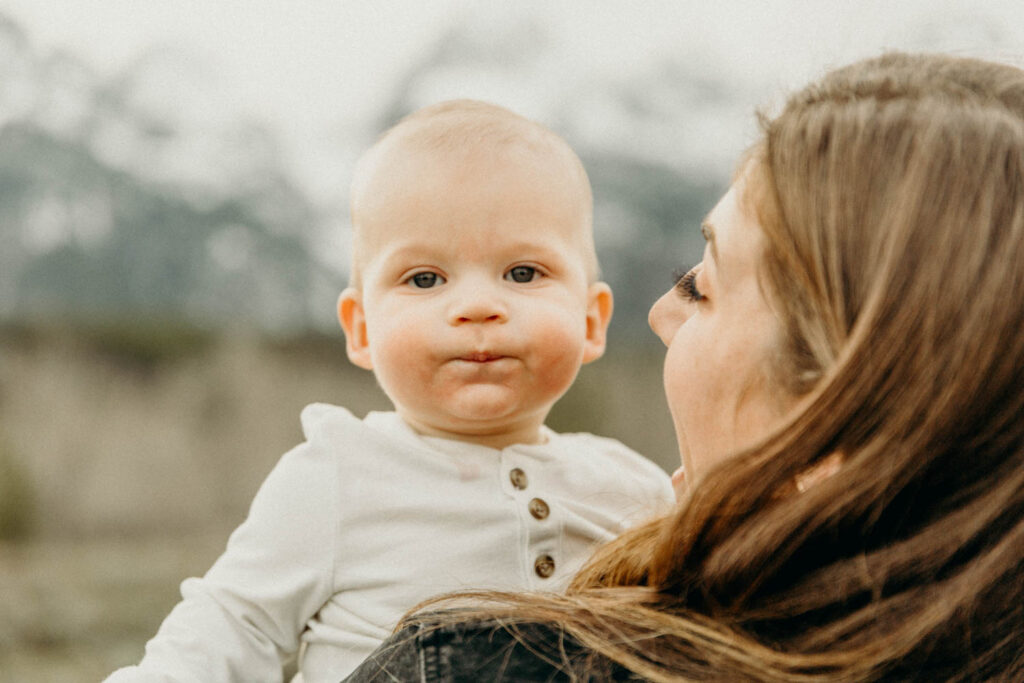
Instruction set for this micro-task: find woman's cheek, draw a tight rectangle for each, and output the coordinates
[662,331,698,426]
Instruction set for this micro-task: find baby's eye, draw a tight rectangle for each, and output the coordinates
[672,266,705,303]
[407,272,445,289]
[505,266,539,283]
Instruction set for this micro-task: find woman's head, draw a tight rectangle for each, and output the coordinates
[653,52,1024,492]
[612,52,1024,678]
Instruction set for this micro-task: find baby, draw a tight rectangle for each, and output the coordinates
[107,100,673,682]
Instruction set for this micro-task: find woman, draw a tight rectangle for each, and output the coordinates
[346,52,1024,681]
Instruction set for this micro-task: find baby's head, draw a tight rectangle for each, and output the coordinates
[338,100,612,448]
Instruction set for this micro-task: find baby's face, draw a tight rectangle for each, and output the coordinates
[341,144,610,447]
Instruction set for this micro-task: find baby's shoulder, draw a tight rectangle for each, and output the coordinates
[299,402,361,441]
[297,403,399,451]
[294,404,416,474]
[549,430,668,485]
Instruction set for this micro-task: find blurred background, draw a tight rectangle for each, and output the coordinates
[0,0,1021,679]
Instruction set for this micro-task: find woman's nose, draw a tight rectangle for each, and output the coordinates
[648,289,686,346]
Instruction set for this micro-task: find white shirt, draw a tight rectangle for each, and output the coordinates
[106,404,674,682]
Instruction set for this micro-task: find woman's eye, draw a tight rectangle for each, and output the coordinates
[407,272,445,288]
[506,266,539,283]
[673,267,705,303]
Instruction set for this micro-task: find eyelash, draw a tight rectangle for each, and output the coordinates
[505,265,541,283]
[673,267,705,302]
[405,271,445,289]
[403,265,543,289]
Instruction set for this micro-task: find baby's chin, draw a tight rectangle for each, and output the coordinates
[409,394,549,444]
[431,381,526,415]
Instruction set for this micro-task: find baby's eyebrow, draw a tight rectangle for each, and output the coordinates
[497,242,566,261]
[373,242,572,272]
[375,244,447,264]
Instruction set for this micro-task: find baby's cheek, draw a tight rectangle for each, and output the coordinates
[530,314,588,385]
[369,320,431,383]
[535,301,588,342]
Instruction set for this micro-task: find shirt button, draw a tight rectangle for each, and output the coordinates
[528,498,549,520]
[534,554,555,578]
[509,468,528,490]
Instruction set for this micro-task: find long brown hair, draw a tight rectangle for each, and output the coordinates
[408,53,1024,681]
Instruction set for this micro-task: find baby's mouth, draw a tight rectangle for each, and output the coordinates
[458,352,506,363]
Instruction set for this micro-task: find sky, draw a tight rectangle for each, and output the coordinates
[1,0,1022,206]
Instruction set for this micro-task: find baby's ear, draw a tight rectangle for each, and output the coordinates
[582,282,613,364]
[338,288,373,370]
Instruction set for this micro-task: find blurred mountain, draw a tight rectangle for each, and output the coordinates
[0,15,327,330]
[1,9,741,337]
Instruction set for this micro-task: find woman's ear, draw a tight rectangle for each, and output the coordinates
[582,282,613,364]
[338,288,373,370]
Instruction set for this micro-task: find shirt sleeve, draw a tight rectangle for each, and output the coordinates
[105,442,338,683]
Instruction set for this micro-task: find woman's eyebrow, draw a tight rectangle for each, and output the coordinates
[701,221,720,265]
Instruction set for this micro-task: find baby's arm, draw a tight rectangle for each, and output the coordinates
[105,442,337,683]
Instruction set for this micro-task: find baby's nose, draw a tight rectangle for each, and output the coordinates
[448,286,509,325]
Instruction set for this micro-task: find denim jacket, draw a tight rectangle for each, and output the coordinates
[343,619,641,682]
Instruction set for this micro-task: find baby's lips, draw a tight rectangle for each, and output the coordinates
[461,351,503,362]
[450,348,516,362]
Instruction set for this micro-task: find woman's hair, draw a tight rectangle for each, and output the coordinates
[407,53,1024,681]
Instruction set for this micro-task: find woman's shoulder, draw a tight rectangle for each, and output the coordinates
[343,617,641,682]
